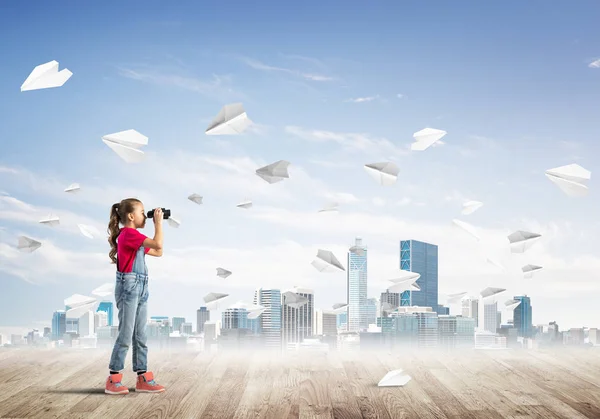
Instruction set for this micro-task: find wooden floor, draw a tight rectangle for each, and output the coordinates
[0,347,599,419]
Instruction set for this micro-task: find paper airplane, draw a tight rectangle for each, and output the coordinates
[545,163,591,197]
[505,299,522,311]
[21,60,72,92]
[167,217,181,228]
[64,183,80,193]
[311,249,345,272]
[378,369,412,387]
[387,270,421,284]
[486,257,505,271]
[522,264,543,278]
[332,303,348,314]
[318,202,339,213]
[101,129,148,163]
[247,308,266,320]
[91,283,115,297]
[203,292,229,309]
[256,160,290,184]
[77,224,96,239]
[230,301,266,319]
[188,194,203,205]
[452,219,480,241]
[216,268,232,279]
[388,279,421,294]
[237,199,252,209]
[480,287,506,300]
[381,302,398,314]
[39,215,60,227]
[17,236,41,253]
[508,230,541,253]
[364,162,399,186]
[411,128,447,151]
[462,201,483,215]
[282,291,309,309]
[446,292,468,304]
[64,294,97,318]
[205,103,252,135]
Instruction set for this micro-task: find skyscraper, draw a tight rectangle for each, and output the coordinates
[513,295,533,338]
[97,302,114,326]
[399,240,438,310]
[282,287,314,347]
[52,310,66,340]
[347,237,368,332]
[483,301,498,333]
[254,288,282,350]
[461,297,479,328]
[197,307,210,334]
[380,290,400,317]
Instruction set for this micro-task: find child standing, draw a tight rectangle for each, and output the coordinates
[105,198,166,395]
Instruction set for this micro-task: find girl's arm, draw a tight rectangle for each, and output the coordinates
[143,208,164,255]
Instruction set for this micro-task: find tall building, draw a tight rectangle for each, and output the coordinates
[172,317,186,333]
[197,307,210,334]
[380,290,400,317]
[97,302,114,326]
[222,308,250,329]
[52,310,66,340]
[513,295,533,338]
[94,311,108,331]
[483,301,498,333]
[399,240,438,311]
[314,309,337,336]
[461,297,479,328]
[282,287,314,347]
[365,298,377,326]
[254,288,282,349]
[347,237,368,332]
[78,311,95,337]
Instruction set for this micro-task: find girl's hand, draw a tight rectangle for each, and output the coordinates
[153,208,163,225]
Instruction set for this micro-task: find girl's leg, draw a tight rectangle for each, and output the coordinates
[132,279,149,373]
[109,277,140,372]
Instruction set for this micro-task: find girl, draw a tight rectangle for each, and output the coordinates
[105,198,166,395]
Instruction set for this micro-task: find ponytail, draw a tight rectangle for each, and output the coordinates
[108,203,121,264]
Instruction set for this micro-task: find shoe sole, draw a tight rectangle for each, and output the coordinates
[136,388,166,393]
[105,389,129,395]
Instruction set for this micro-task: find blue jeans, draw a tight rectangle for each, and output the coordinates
[108,271,149,372]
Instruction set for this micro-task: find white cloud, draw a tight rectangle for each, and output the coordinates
[285,126,408,158]
[397,93,405,99]
[238,56,334,81]
[588,59,600,68]
[345,95,380,103]
[396,197,412,206]
[372,197,386,207]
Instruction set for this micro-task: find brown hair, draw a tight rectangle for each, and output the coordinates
[108,198,142,264]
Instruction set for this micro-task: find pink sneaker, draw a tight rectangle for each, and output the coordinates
[135,372,165,393]
[105,373,129,395]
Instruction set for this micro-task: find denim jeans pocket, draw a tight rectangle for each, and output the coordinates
[119,273,138,296]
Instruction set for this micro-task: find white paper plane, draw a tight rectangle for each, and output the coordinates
[66,302,97,319]
[77,224,96,239]
[204,292,229,309]
[381,302,398,314]
[318,202,339,213]
[91,283,115,297]
[389,279,421,294]
[282,291,309,309]
[237,199,252,209]
[387,270,421,284]
[39,214,60,227]
[332,303,348,314]
[256,160,290,184]
[452,219,480,241]
[522,264,543,278]
[216,268,232,279]
[411,128,447,151]
[508,230,541,253]
[545,163,591,197]
[364,162,399,186]
[480,287,506,300]
[21,60,72,92]
[311,249,345,273]
[64,183,80,193]
[205,103,252,135]
[486,257,506,271]
[167,217,181,228]
[64,294,96,309]
[17,236,41,253]
[462,200,483,215]
[188,194,203,205]
[378,369,412,387]
[101,129,148,163]
[446,292,468,304]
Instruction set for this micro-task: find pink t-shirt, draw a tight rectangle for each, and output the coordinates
[117,227,150,272]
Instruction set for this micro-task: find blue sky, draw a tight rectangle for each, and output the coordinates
[1,0,600,337]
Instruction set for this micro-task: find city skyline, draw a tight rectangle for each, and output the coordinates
[2,1,600,338]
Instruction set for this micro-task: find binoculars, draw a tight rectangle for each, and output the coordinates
[147,208,171,219]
